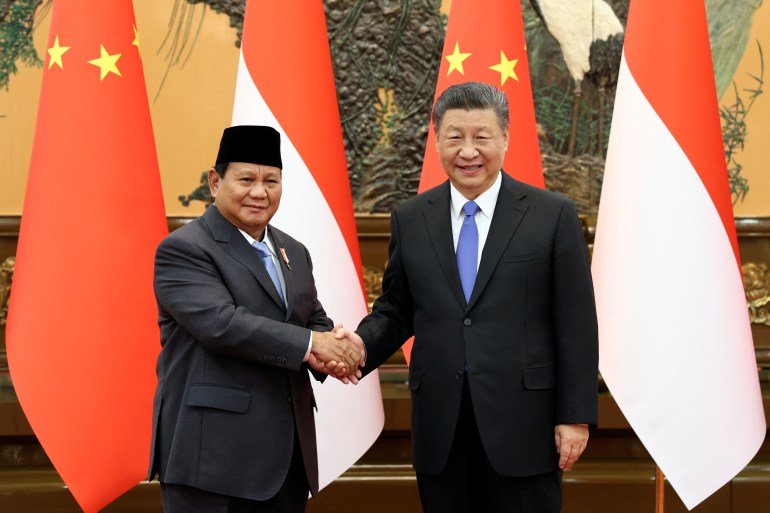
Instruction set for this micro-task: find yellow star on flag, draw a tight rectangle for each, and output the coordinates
[445,42,471,76]
[132,25,140,51]
[88,45,122,81]
[489,50,519,85]
[47,35,70,70]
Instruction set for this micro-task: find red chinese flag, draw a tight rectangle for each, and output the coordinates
[418,0,543,192]
[6,1,167,511]
[405,0,544,361]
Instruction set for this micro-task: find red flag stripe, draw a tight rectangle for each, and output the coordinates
[624,0,739,265]
[241,1,363,289]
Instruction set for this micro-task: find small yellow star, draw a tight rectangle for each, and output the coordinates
[489,50,519,85]
[132,25,140,51]
[47,35,70,70]
[445,42,472,76]
[88,45,122,81]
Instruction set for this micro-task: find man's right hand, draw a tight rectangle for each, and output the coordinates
[310,331,362,379]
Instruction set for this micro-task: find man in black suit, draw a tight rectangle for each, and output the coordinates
[148,125,361,513]
[336,82,598,513]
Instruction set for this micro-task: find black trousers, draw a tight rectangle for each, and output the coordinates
[416,378,562,513]
[160,431,309,513]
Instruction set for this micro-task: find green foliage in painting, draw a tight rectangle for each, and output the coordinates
[0,0,45,90]
[720,42,764,205]
[533,84,612,157]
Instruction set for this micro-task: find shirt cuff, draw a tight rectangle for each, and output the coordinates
[302,331,312,362]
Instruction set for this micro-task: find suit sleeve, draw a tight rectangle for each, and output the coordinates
[154,234,313,372]
[298,244,333,382]
[356,208,415,375]
[300,244,335,333]
[552,200,599,428]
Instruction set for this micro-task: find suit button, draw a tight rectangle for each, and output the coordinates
[463,318,471,326]
[287,397,292,403]
[455,370,464,380]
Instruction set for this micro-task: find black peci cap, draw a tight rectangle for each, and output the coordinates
[215,125,282,169]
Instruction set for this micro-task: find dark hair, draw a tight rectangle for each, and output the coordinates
[213,162,229,177]
[431,82,509,132]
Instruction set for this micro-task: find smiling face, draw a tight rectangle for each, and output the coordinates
[435,108,509,200]
[208,162,282,240]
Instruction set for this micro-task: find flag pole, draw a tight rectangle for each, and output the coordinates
[655,465,665,513]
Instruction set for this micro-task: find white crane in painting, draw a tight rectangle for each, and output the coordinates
[530,0,625,158]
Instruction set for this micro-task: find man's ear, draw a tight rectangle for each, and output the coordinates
[207,168,220,198]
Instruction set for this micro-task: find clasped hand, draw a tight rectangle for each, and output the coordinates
[309,325,365,384]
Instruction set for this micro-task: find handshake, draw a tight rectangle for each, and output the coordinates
[309,326,365,385]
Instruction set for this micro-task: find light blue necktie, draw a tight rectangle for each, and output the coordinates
[456,200,480,303]
[252,240,285,304]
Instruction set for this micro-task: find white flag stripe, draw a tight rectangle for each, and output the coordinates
[232,55,366,327]
[232,52,384,489]
[594,56,765,509]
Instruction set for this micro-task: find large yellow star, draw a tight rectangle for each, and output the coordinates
[489,50,519,85]
[47,35,70,70]
[88,45,122,81]
[445,42,471,76]
[132,25,140,51]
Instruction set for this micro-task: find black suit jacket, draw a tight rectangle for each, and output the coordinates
[358,172,598,477]
[148,206,332,500]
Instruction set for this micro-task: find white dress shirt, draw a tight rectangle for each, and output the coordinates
[449,171,503,269]
[239,227,313,361]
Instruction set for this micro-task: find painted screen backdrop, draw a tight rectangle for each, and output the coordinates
[1,1,769,217]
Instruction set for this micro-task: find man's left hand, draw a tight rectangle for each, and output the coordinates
[554,424,589,471]
[307,352,362,384]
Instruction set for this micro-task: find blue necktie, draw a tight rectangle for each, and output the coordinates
[252,241,285,304]
[456,200,480,303]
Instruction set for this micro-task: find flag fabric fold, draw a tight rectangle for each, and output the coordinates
[231,0,384,490]
[593,0,766,508]
[6,1,167,511]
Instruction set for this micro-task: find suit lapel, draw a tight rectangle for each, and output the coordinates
[423,183,467,310]
[467,174,528,310]
[204,207,286,311]
[267,227,295,321]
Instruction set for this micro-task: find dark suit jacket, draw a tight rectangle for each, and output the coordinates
[358,172,598,477]
[148,206,333,500]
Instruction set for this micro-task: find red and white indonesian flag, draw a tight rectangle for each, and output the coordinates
[593,0,765,509]
[230,0,384,489]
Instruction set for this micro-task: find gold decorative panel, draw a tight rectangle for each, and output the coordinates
[744,262,770,326]
[0,257,14,327]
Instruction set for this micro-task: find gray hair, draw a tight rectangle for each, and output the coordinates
[431,82,509,132]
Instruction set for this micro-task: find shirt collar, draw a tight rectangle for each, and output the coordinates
[449,171,502,219]
[238,226,274,251]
